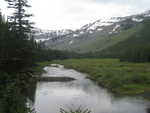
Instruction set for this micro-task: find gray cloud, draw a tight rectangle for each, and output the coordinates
[93,0,149,4]
[92,0,150,14]
[92,0,148,10]
[1,0,150,30]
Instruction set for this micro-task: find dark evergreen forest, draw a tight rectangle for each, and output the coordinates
[0,0,79,113]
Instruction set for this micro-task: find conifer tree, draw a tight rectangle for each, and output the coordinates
[5,0,33,35]
[3,0,36,72]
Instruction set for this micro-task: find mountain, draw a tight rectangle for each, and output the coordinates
[33,29,74,42]
[33,10,150,53]
[100,19,150,62]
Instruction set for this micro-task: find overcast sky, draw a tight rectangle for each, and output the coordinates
[0,0,150,30]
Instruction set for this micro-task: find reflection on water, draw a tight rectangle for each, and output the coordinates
[34,65,149,113]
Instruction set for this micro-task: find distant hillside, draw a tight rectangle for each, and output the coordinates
[33,10,150,53]
[76,23,142,53]
[100,19,150,62]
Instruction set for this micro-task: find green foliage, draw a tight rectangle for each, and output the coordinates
[101,19,150,62]
[0,77,35,113]
[0,8,80,113]
[30,61,52,75]
[60,107,91,113]
[0,6,37,72]
[34,48,80,62]
[52,59,150,99]
[5,0,33,34]
[0,3,36,113]
[80,23,142,53]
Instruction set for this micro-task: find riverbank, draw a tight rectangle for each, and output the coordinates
[51,59,150,100]
[30,61,53,75]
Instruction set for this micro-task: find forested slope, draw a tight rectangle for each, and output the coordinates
[100,19,150,62]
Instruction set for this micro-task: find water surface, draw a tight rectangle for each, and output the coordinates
[34,64,149,113]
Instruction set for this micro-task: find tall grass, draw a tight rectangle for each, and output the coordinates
[52,59,150,100]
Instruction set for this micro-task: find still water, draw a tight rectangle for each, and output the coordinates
[34,64,149,113]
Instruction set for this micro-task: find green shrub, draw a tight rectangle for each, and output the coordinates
[60,107,91,113]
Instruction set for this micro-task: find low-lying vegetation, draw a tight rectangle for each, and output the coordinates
[60,107,91,113]
[52,59,150,100]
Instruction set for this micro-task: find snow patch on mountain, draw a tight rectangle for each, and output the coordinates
[69,40,74,45]
[80,31,84,34]
[132,18,143,22]
[73,34,79,37]
[113,25,120,32]
[89,31,93,34]
[142,10,150,17]
[95,22,113,26]
[82,17,126,33]
[97,28,103,31]
[36,38,50,42]
[33,10,150,45]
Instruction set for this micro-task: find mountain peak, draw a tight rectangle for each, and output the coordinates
[34,10,150,51]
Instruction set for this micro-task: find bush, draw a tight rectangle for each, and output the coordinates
[60,107,91,113]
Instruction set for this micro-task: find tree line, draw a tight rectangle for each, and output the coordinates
[0,0,80,113]
[98,19,150,62]
[80,19,150,62]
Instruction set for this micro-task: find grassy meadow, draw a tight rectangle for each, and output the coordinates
[52,59,150,100]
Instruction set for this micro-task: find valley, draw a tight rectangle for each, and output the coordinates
[34,10,150,53]
[1,0,150,113]
[51,59,150,100]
